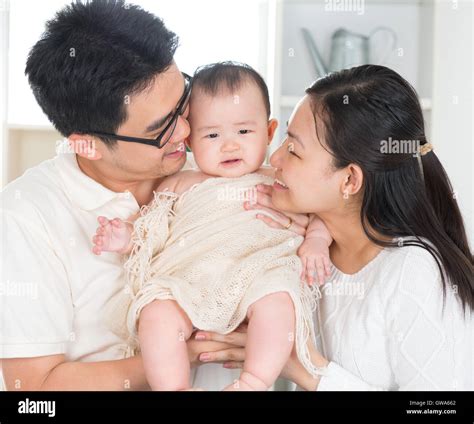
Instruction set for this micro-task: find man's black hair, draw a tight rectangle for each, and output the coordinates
[191,61,271,118]
[25,0,179,146]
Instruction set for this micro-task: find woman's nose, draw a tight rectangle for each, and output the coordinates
[270,144,283,168]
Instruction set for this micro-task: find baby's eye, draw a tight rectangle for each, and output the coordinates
[206,133,219,139]
[239,129,251,135]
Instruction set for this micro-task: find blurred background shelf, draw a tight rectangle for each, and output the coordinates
[266,0,436,154]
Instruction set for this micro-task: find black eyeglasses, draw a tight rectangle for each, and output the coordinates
[87,72,192,149]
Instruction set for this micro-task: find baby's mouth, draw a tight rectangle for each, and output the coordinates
[220,158,242,167]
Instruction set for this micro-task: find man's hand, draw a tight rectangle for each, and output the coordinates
[188,324,248,370]
[191,323,328,391]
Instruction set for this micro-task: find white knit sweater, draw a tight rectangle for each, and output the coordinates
[314,242,473,391]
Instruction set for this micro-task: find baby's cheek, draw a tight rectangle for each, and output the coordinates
[247,143,267,165]
[193,148,219,173]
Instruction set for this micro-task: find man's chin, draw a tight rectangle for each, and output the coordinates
[163,150,187,173]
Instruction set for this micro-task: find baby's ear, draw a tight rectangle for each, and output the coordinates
[267,119,278,143]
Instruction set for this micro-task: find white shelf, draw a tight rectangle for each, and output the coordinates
[267,0,435,153]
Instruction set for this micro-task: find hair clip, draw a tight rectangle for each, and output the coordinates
[420,143,433,156]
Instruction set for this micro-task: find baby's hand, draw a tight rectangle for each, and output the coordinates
[297,236,332,286]
[92,216,133,255]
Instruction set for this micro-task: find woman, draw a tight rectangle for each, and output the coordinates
[190,65,473,390]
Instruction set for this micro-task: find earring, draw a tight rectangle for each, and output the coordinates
[343,189,349,200]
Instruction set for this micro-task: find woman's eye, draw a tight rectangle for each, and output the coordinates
[206,133,219,139]
[239,129,251,135]
[287,142,298,157]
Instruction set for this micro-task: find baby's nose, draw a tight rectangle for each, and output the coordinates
[221,139,240,152]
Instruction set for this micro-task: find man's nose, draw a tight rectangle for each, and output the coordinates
[170,115,190,144]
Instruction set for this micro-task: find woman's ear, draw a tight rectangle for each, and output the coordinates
[68,134,102,160]
[340,164,364,197]
[267,119,278,145]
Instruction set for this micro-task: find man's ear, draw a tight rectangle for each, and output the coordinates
[68,134,102,160]
[340,164,364,197]
[267,119,278,145]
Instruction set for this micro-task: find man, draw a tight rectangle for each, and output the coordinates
[0,0,242,390]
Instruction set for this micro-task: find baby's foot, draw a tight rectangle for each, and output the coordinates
[223,371,269,391]
[92,216,133,255]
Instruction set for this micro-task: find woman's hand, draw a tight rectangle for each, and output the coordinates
[187,324,248,369]
[244,184,309,237]
[281,343,329,391]
[192,323,329,391]
[186,325,247,369]
[280,344,327,391]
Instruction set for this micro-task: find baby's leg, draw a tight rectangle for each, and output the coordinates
[224,292,295,391]
[138,299,193,390]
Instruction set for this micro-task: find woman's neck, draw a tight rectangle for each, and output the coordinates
[319,210,384,275]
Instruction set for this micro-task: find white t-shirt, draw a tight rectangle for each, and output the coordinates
[1,150,140,361]
[0,149,239,389]
[313,243,473,391]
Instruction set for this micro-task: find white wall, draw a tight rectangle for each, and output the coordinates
[0,0,9,187]
[6,0,265,128]
[431,0,473,246]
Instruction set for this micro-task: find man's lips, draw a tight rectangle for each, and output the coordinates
[164,142,186,157]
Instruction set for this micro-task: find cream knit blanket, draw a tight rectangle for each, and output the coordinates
[109,173,322,377]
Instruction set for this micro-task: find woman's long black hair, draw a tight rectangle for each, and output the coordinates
[306,65,473,312]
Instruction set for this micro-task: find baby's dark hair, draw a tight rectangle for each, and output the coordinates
[191,61,271,118]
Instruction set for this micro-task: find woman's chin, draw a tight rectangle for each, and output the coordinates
[271,190,289,209]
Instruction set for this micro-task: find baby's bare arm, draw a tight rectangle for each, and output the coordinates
[306,214,332,244]
[92,171,210,256]
[154,169,211,196]
[298,215,333,285]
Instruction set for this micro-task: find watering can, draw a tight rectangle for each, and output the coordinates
[301,27,397,77]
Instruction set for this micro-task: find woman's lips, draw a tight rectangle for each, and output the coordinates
[220,159,242,168]
[273,178,289,191]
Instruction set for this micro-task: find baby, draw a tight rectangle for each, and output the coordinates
[92,62,332,391]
